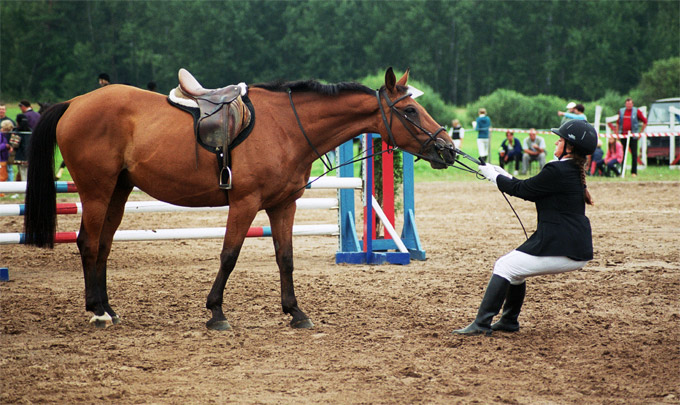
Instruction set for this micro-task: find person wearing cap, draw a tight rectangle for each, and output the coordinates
[98,73,111,87]
[18,100,40,130]
[558,102,577,125]
[558,102,587,122]
[452,119,596,336]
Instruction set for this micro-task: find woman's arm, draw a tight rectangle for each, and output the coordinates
[496,163,561,202]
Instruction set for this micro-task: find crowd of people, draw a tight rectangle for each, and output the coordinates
[446,97,648,179]
[0,101,39,194]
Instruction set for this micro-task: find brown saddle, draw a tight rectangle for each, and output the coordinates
[173,68,252,189]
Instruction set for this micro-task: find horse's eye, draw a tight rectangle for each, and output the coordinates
[404,107,417,116]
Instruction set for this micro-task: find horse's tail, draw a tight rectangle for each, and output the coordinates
[24,102,70,248]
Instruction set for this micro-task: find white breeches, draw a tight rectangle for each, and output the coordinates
[493,250,589,285]
[477,138,489,158]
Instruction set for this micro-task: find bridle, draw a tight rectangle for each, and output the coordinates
[375,88,455,163]
[287,86,457,172]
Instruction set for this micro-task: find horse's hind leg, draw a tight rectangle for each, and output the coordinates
[267,204,313,329]
[78,176,133,328]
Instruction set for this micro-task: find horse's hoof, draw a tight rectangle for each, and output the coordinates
[111,315,121,325]
[291,318,314,329]
[89,313,113,329]
[206,319,232,331]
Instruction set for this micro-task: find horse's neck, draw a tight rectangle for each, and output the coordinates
[292,92,378,161]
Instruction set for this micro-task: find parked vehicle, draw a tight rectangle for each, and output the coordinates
[645,97,680,164]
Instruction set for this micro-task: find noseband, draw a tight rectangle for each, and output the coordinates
[375,89,449,157]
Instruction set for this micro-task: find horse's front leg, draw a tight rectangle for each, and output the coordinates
[205,205,258,331]
[267,204,313,329]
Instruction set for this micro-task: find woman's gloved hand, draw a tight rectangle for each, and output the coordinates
[492,164,513,179]
[478,163,499,184]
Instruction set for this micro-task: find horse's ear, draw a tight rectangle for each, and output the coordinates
[396,68,410,87]
[385,67,396,92]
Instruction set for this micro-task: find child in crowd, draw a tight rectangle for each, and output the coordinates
[604,137,623,177]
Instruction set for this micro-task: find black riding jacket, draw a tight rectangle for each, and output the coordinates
[496,159,593,261]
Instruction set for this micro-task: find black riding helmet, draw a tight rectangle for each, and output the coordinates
[551,119,598,155]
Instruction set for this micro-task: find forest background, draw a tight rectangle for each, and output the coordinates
[1,0,679,129]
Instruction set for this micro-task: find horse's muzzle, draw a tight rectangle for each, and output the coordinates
[428,138,457,169]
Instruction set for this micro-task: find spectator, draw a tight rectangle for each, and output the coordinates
[498,131,522,175]
[9,114,31,181]
[98,73,111,87]
[0,120,13,190]
[558,103,587,121]
[18,100,40,130]
[448,119,464,150]
[474,108,491,162]
[559,102,576,125]
[521,128,546,175]
[604,136,624,177]
[614,97,647,177]
[0,104,16,182]
[0,104,16,127]
[589,139,605,176]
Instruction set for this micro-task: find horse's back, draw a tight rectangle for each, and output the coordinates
[57,85,231,206]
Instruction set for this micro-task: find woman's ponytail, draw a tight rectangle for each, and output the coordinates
[572,154,593,205]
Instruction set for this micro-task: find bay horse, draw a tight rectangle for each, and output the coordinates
[24,68,456,330]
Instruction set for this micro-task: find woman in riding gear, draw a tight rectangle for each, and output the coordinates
[453,119,597,336]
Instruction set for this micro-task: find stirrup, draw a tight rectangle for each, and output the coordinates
[219,166,232,190]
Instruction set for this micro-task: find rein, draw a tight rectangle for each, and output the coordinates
[287,89,334,172]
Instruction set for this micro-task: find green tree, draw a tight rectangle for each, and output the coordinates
[633,57,680,106]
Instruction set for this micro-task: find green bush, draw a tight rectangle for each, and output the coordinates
[466,89,578,129]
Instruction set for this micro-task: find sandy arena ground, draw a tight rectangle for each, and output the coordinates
[1,180,678,404]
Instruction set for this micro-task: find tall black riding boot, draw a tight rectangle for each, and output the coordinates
[491,282,526,332]
[452,274,510,336]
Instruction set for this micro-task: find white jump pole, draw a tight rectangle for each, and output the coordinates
[0,177,362,194]
[371,195,408,254]
[0,198,338,217]
[0,224,339,245]
[622,132,630,179]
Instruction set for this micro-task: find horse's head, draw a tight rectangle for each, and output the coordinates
[377,68,456,169]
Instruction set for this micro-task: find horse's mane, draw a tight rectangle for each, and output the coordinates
[252,79,375,96]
